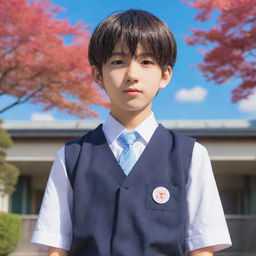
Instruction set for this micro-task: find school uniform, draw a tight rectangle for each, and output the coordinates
[31,113,232,255]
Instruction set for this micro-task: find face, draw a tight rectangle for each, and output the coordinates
[92,42,172,120]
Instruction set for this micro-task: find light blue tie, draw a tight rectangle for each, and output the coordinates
[118,131,139,176]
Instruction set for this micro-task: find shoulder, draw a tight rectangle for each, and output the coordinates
[188,142,213,183]
[65,124,103,147]
[53,146,65,164]
[158,125,196,158]
[172,130,195,143]
[65,132,89,147]
[192,141,210,161]
[166,128,196,149]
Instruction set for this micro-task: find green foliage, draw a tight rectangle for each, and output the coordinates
[0,129,12,152]
[0,120,19,196]
[0,163,19,195]
[0,212,21,256]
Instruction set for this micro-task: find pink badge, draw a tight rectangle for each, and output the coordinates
[152,186,170,204]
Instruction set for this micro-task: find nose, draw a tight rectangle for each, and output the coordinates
[125,60,139,83]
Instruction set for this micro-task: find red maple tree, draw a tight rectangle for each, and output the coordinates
[0,0,109,118]
[185,0,256,102]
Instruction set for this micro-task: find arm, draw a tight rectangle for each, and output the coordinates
[188,246,214,256]
[185,143,232,253]
[48,246,68,256]
[31,147,73,252]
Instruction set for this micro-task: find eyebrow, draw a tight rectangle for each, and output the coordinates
[111,52,153,58]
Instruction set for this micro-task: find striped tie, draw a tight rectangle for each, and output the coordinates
[118,131,139,176]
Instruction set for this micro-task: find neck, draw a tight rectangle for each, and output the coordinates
[110,107,152,130]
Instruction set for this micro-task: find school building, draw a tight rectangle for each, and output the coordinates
[3,119,256,256]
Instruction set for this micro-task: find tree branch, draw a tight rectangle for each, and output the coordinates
[0,66,17,88]
[0,86,44,114]
[0,38,29,59]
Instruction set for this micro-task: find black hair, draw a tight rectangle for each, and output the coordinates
[88,9,177,75]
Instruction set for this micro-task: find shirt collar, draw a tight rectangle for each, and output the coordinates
[102,112,158,145]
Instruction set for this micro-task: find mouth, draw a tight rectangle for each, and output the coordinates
[123,88,142,96]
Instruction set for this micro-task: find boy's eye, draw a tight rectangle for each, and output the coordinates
[142,60,154,65]
[111,60,124,65]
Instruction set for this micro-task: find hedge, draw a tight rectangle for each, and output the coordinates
[0,212,21,256]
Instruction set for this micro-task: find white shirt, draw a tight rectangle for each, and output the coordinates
[31,113,232,252]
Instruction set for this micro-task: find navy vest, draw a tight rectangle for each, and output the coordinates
[65,124,195,256]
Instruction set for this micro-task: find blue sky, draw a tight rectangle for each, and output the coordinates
[1,0,256,121]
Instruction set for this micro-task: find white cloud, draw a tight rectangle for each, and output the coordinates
[238,91,256,113]
[30,112,55,121]
[175,86,207,103]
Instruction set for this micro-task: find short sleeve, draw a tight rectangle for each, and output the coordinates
[185,142,232,252]
[31,146,73,251]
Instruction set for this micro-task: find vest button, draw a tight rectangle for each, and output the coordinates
[124,187,129,190]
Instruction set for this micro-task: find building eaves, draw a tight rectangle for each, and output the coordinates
[3,119,256,138]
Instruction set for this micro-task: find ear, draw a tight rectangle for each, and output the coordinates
[91,66,104,88]
[159,66,172,89]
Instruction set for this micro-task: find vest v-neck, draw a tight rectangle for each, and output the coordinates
[92,124,171,188]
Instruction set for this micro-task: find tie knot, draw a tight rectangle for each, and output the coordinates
[118,131,138,147]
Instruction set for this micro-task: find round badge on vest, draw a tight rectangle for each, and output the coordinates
[152,186,170,204]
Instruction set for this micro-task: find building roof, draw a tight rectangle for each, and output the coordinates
[3,119,256,138]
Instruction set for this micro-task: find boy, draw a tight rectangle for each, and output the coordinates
[32,9,232,256]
